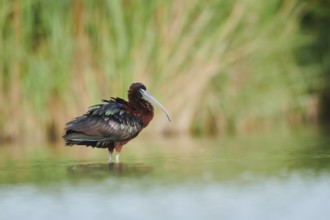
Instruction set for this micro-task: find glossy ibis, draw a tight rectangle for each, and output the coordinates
[63,82,171,163]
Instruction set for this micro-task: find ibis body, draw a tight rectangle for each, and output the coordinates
[63,82,170,162]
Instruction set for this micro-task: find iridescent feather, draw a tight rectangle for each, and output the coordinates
[63,98,143,148]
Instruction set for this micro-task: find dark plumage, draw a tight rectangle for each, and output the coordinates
[63,82,171,163]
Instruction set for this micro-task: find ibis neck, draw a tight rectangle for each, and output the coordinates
[128,98,154,127]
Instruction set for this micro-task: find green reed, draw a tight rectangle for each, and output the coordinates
[0,0,322,143]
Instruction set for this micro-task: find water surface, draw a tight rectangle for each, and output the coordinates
[0,129,329,220]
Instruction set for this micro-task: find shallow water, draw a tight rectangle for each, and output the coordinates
[0,129,329,220]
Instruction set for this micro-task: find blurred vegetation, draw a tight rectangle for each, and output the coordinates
[0,0,327,144]
[299,0,330,126]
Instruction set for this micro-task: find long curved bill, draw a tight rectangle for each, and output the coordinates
[140,89,171,122]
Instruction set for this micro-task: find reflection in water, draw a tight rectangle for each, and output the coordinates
[67,163,153,178]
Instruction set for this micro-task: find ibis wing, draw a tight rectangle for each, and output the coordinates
[64,99,143,146]
[65,115,142,141]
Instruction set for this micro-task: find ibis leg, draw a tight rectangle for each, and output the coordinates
[108,147,114,163]
[115,144,123,163]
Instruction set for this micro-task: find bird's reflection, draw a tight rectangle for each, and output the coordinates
[67,162,153,179]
